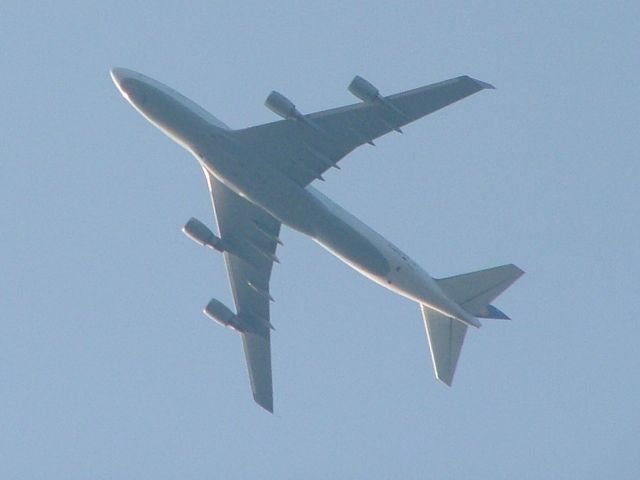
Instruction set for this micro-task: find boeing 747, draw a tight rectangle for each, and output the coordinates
[111,68,523,412]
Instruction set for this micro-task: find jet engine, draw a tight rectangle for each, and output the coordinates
[203,298,246,332]
[348,75,381,103]
[348,75,405,132]
[265,90,302,120]
[182,217,224,251]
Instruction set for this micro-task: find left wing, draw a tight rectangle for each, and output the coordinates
[230,75,494,186]
[203,169,282,412]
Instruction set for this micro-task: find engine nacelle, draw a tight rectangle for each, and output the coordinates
[265,90,301,120]
[182,217,223,251]
[348,75,380,103]
[203,298,245,331]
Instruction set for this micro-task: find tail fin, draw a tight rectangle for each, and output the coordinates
[421,264,524,385]
[436,264,524,319]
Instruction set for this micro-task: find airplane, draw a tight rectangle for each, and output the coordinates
[111,67,524,412]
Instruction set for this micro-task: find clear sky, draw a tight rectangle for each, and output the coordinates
[2,1,639,478]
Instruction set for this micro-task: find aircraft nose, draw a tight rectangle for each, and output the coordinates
[110,67,134,88]
[110,67,148,105]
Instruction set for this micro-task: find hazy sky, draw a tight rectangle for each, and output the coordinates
[2,1,639,478]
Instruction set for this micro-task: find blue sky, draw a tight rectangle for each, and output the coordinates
[2,1,639,478]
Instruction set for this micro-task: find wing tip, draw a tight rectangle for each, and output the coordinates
[462,75,496,90]
[254,393,274,413]
[485,304,511,320]
[507,263,525,276]
[437,373,454,387]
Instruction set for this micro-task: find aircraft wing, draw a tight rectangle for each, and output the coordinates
[203,169,281,412]
[230,75,494,186]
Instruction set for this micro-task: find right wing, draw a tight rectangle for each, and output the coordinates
[231,75,494,186]
[204,169,281,412]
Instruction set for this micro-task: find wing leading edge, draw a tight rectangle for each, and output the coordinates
[204,169,281,412]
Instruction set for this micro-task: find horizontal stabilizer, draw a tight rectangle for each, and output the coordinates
[436,264,524,318]
[421,305,467,386]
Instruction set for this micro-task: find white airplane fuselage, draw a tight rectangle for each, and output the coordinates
[112,68,480,328]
